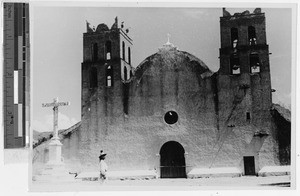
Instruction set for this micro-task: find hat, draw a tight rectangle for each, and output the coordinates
[99,150,107,159]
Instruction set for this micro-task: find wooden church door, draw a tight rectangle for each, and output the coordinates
[160,141,186,178]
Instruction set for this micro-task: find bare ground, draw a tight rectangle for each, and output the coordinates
[30,175,291,192]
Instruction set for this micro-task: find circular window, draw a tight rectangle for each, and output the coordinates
[164,111,178,125]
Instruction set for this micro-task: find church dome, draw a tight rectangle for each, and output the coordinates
[134,43,213,81]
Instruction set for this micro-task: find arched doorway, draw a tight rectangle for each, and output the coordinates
[160,141,186,178]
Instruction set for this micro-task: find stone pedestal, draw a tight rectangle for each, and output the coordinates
[33,138,76,182]
[47,138,63,165]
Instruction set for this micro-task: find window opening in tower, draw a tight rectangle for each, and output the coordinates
[124,66,127,81]
[92,43,98,61]
[128,47,131,65]
[106,65,113,87]
[122,41,125,61]
[231,28,238,52]
[248,26,257,45]
[106,40,112,60]
[230,54,240,75]
[250,53,260,73]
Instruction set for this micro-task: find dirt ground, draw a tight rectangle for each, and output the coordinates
[30,175,291,192]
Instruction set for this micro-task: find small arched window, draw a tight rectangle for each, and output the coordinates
[128,47,131,65]
[231,28,238,51]
[105,40,112,60]
[248,26,257,45]
[106,65,113,87]
[122,41,125,60]
[124,66,127,81]
[90,67,98,88]
[92,43,98,61]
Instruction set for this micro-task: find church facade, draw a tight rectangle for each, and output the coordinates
[44,8,290,178]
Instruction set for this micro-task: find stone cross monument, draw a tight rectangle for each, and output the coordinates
[42,97,70,165]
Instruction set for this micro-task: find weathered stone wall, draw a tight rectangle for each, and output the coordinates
[271,105,291,165]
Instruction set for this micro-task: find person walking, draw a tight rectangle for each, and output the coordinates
[99,150,108,184]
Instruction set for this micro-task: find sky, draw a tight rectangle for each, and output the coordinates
[32,6,292,132]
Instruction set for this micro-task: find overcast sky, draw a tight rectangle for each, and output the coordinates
[32,6,292,132]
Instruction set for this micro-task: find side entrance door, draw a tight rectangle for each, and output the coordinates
[244,156,256,175]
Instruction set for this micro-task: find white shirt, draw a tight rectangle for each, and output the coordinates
[100,160,108,174]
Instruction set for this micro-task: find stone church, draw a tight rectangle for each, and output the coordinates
[33,8,291,179]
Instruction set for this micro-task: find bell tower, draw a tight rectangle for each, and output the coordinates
[218,8,272,132]
[81,17,133,131]
[219,8,270,76]
[217,8,275,173]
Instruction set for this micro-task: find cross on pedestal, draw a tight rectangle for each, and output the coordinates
[42,98,70,140]
[42,97,70,165]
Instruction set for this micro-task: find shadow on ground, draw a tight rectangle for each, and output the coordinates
[260,182,290,187]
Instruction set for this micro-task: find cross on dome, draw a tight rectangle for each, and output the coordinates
[166,33,171,44]
[159,33,177,51]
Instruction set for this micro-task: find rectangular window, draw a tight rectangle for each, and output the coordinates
[248,26,257,45]
[122,41,125,60]
[246,112,251,121]
[231,28,238,49]
[92,43,98,61]
[250,54,260,73]
[105,41,111,60]
[107,76,112,87]
[230,55,240,75]
[106,52,111,60]
[106,65,113,87]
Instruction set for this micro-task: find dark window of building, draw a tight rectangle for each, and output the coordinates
[243,156,256,175]
[90,67,98,88]
[230,54,240,75]
[124,66,127,81]
[105,40,112,60]
[92,43,98,61]
[250,53,260,73]
[231,28,238,50]
[128,47,131,64]
[130,70,133,78]
[106,65,113,87]
[246,112,251,121]
[164,111,178,125]
[122,41,125,60]
[248,26,257,45]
